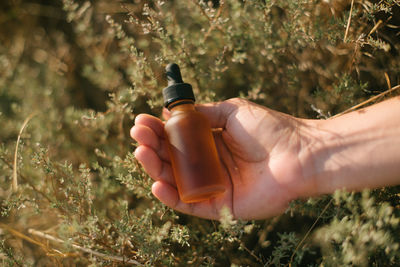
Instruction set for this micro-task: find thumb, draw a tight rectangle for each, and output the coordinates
[162,107,171,120]
[195,98,240,128]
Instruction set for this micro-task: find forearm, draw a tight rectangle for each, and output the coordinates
[305,96,400,195]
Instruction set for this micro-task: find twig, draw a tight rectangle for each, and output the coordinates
[343,0,355,42]
[368,19,383,36]
[0,223,50,251]
[0,157,55,205]
[0,223,76,262]
[203,0,225,41]
[384,72,391,90]
[12,112,37,193]
[191,0,225,42]
[28,229,143,265]
[191,0,213,22]
[310,104,329,119]
[331,84,400,118]
[240,241,263,264]
[287,199,333,267]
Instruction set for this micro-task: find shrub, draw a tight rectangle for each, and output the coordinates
[0,0,399,266]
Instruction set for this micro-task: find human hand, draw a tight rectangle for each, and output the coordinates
[130,98,317,220]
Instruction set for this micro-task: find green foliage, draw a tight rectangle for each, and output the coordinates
[0,0,399,266]
[0,240,24,267]
[315,190,400,267]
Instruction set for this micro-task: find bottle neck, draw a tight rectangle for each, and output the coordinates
[167,99,195,112]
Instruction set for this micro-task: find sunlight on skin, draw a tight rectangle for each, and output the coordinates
[131,98,313,220]
[131,97,400,220]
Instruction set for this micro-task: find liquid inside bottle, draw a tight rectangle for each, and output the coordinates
[163,64,226,203]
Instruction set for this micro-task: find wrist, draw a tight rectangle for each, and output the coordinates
[299,118,343,196]
[301,100,400,197]
[296,118,333,198]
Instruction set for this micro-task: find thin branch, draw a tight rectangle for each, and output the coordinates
[384,72,391,90]
[0,157,54,205]
[191,0,213,22]
[204,1,226,42]
[310,104,329,119]
[0,223,51,251]
[12,112,37,192]
[344,0,355,42]
[287,199,333,267]
[331,84,400,118]
[28,229,143,266]
[0,223,78,263]
[368,19,384,36]
[191,0,225,42]
[240,241,263,264]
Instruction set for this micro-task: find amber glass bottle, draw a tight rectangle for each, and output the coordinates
[163,63,226,203]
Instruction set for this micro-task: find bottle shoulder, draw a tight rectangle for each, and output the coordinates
[165,109,210,130]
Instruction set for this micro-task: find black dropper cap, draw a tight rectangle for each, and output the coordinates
[163,63,195,108]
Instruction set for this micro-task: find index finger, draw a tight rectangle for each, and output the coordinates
[134,114,165,138]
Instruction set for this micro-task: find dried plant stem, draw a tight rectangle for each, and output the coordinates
[191,0,213,22]
[344,0,355,42]
[384,72,391,90]
[0,157,55,205]
[331,84,400,118]
[287,199,333,267]
[368,19,383,36]
[240,241,263,264]
[12,113,37,193]
[0,223,142,265]
[203,0,225,41]
[0,223,47,249]
[28,229,142,265]
[191,0,225,41]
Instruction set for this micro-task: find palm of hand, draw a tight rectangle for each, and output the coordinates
[131,99,306,220]
[212,100,306,219]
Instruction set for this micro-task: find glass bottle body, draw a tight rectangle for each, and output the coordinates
[164,102,226,203]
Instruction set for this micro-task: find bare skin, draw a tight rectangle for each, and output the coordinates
[130,97,400,220]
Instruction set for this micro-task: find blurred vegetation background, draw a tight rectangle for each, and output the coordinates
[0,0,400,266]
